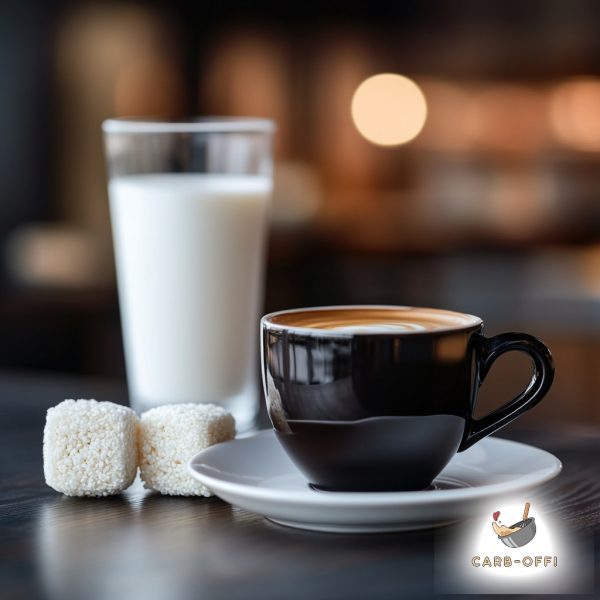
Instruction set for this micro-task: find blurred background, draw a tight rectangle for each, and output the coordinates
[3,0,600,424]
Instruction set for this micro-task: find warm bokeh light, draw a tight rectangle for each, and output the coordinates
[351,73,427,146]
[549,78,600,151]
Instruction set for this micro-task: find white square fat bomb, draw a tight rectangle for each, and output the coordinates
[138,403,235,496]
[43,399,138,497]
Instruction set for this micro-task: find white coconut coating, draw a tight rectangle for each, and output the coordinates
[43,399,138,497]
[138,403,235,496]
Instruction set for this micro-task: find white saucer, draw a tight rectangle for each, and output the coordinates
[187,430,561,533]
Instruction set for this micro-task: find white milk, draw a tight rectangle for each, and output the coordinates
[108,173,271,430]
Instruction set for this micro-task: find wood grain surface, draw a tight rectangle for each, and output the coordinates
[0,370,599,599]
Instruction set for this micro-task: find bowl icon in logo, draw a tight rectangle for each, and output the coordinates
[492,502,537,548]
[498,517,537,548]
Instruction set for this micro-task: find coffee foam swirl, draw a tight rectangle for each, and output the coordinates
[329,322,429,333]
[265,307,481,334]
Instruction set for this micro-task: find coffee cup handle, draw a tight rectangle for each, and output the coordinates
[458,332,555,451]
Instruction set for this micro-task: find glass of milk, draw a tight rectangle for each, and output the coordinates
[102,118,274,431]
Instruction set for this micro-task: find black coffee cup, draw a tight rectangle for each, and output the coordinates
[261,306,554,492]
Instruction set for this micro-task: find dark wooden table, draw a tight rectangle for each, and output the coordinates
[1,369,599,599]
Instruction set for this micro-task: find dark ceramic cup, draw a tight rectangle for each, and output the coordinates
[261,306,554,492]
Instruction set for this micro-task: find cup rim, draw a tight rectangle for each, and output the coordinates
[102,116,276,134]
[261,305,483,336]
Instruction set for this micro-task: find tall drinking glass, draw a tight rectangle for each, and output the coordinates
[102,118,274,431]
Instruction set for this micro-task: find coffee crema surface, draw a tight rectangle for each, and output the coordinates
[266,307,481,334]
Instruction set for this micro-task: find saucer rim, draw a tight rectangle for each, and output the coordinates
[187,430,562,506]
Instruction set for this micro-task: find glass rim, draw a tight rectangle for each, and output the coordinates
[102,117,276,134]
